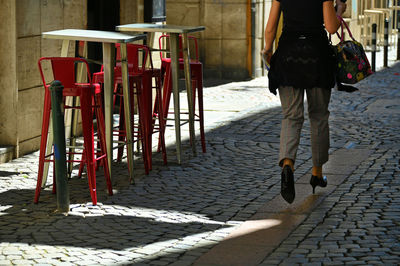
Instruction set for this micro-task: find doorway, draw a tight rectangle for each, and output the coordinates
[86,0,120,72]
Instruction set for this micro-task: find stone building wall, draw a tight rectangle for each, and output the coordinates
[120,0,143,24]
[0,0,18,161]
[16,0,86,156]
[0,0,87,160]
[165,0,250,79]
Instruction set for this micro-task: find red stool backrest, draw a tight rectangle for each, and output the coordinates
[38,57,92,93]
[115,43,152,74]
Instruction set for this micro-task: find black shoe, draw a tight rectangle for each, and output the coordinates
[281,165,295,203]
[310,175,327,194]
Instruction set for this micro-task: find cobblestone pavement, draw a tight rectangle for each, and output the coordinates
[0,48,399,265]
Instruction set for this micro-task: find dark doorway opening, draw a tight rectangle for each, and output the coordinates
[86,0,120,72]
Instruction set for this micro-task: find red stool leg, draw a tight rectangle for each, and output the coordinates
[52,165,56,194]
[162,64,173,123]
[95,93,113,196]
[80,88,97,205]
[153,62,167,117]
[142,71,153,171]
[157,63,172,152]
[117,85,125,162]
[154,71,167,165]
[35,89,52,203]
[135,79,150,175]
[77,150,86,178]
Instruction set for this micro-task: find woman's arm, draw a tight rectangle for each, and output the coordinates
[323,0,347,34]
[262,1,281,62]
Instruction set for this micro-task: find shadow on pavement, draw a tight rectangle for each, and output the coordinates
[0,187,233,251]
[0,170,23,177]
[0,90,365,254]
[0,104,284,253]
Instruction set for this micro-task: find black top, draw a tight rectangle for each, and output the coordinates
[268,0,335,94]
[277,0,333,32]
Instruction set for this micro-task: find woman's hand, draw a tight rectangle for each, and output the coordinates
[336,0,347,16]
[324,0,346,33]
[261,48,273,66]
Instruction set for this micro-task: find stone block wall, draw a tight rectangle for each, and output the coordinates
[166,0,250,80]
[163,0,275,79]
[0,0,87,159]
[120,0,143,24]
[0,1,18,155]
[16,0,86,156]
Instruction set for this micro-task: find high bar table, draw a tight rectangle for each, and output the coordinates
[42,29,146,183]
[116,23,205,164]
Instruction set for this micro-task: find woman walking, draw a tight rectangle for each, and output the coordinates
[262,0,347,203]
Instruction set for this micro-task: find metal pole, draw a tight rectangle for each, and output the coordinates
[384,19,389,68]
[372,23,377,72]
[50,80,70,213]
[251,0,256,77]
[397,20,400,60]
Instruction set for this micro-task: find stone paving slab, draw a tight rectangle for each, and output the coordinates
[194,147,373,265]
[0,48,399,265]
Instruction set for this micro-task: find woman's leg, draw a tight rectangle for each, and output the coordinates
[278,86,305,168]
[306,87,332,169]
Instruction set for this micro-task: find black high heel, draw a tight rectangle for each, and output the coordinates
[310,175,327,194]
[281,165,295,203]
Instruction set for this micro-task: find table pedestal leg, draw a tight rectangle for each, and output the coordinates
[102,43,115,178]
[181,33,197,157]
[120,43,135,182]
[169,33,182,164]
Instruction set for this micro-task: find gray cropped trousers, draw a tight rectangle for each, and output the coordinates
[278,86,332,167]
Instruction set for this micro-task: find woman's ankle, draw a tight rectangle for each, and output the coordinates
[283,158,294,171]
[312,166,323,178]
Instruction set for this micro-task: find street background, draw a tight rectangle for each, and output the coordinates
[0,46,399,265]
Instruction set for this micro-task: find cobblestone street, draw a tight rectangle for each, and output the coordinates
[0,49,399,265]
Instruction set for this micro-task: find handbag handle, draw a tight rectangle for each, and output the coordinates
[329,15,356,43]
[336,15,356,42]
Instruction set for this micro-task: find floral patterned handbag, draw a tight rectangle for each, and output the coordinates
[332,16,373,85]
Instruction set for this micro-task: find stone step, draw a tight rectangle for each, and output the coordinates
[0,146,14,164]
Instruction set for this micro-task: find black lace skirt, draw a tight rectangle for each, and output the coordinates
[268,31,336,95]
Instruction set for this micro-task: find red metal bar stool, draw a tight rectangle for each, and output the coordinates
[93,43,167,173]
[157,34,206,153]
[35,57,112,205]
